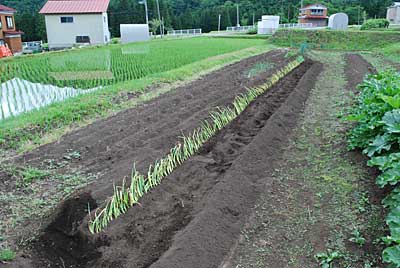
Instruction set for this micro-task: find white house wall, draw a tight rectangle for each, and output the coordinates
[45,13,110,49]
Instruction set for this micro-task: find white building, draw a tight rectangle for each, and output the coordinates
[39,0,111,49]
[258,16,280,34]
[387,2,400,24]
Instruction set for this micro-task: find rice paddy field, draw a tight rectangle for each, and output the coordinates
[0,37,265,120]
[2,32,400,268]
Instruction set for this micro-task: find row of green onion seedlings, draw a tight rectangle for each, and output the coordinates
[88,56,305,234]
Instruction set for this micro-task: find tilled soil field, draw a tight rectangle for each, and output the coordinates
[1,50,288,237]
[26,60,318,268]
[2,50,308,267]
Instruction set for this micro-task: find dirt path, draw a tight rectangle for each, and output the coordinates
[221,53,384,268]
[24,59,319,268]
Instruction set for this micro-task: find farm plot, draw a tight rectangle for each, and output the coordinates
[20,56,316,268]
[1,49,389,268]
[1,50,293,266]
[0,37,265,120]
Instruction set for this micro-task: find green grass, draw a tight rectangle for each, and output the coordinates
[379,43,400,63]
[271,29,400,51]
[0,39,272,154]
[5,165,50,185]
[0,248,16,261]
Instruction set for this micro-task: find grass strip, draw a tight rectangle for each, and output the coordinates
[88,56,305,234]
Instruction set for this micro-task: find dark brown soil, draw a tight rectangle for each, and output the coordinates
[345,54,387,263]
[7,56,318,267]
[345,54,376,92]
[1,50,289,247]
[8,50,289,197]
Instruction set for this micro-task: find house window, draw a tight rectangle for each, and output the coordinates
[76,36,90,43]
[0,40,4,46]
[105,35,108,42]
[104,16,106,23]
[310,9,323,16]
[6,17,13,28]
[61,16,74,23]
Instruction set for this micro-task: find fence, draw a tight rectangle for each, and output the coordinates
[279,23,314,29]
[22,41,43,47]
[226,26,255,32]
[167,29,202,36]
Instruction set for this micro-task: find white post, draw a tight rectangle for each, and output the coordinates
[144,0,149,25]
[236,4,240,27]
[218,14,221,32]
[156,0,162,38]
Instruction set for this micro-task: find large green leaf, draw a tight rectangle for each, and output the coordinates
[376,168,400,188]
[383,245,400,267]
[387,208,400,227]
[384,188,400,209]
[383,110,400,134]
[364,134,393,157]
[369,153,400,171]
[380,94,400,109]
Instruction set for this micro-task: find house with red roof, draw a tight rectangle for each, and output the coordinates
[39,0,111,49]
[298,3,328,27]
[0,4,23,53]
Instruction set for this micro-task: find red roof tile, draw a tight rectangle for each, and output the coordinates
[0,4,16,12]
[39,0,110,14]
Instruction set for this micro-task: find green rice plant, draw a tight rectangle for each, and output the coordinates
[88,57,304,233]
[1,38,266,91]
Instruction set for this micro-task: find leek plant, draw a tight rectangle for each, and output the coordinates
[88,57,305,234]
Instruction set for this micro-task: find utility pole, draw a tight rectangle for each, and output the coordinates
[218,14,221,32]
[253,12,255,26]
[138,0,149,25]
[236,3,240,27]
[156,0,163,37]
[144,0,148,25]
[301,0,303,8]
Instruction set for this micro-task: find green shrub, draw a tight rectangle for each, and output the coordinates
[110,38,120,44]
[360,19,390,30]
[0,249,16,261]
[246,28,257,35]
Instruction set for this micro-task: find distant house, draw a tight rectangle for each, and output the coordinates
[39,0,111,49]
[0,4,23,53]
[387,2,400,24]
[298,3,328,27]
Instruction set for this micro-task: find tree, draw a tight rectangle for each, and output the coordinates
[149,19,161,34]
[1,0,393,39]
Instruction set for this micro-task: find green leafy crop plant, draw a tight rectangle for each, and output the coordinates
[347,70,400,267]
[88,57,305,234]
